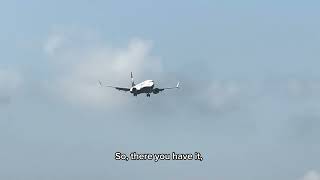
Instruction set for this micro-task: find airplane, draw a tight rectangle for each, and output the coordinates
[99,72,180,97]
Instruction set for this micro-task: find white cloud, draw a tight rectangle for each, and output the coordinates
[209,81,240,108]
[0,68,22,105]
[43,28,255,112]
[301,170,320,180]
[288,79,320,98]
[203,80,251,113]
[0,68,21,91]
[44,33,65,55]
[43,26,100,57]
[44,30,163,107]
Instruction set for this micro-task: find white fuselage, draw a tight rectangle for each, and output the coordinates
[130,80,154,94]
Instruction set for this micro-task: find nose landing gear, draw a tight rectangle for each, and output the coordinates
[146,93,150,97]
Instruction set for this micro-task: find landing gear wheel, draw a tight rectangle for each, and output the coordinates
[147,93,150,97]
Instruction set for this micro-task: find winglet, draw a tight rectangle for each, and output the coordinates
[176,82,180,88]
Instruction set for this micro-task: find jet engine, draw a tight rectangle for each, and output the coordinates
[153,88,161,94]
[130,87,137,93]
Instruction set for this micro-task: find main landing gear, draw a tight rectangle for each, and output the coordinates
[146,93,150,97]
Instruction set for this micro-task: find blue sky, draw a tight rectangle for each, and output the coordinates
[1,1,320,180]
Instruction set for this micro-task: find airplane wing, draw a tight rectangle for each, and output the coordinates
[98,81,130,92]
[162,81,180,90]
[153,82,180,94]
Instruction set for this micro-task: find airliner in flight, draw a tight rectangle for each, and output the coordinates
[99,72,180,97]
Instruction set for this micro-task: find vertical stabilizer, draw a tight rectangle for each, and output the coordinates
[131,72,135,87]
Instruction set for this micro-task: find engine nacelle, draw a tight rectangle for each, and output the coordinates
[153,88,160,94]
[130,87,137,93]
